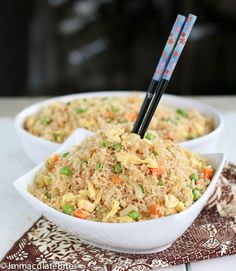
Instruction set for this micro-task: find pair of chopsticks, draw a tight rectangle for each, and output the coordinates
[132,14,197,138]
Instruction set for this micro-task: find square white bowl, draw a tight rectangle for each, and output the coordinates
[13,128,226,254]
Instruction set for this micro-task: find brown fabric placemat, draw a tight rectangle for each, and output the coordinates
[1,164,236,271]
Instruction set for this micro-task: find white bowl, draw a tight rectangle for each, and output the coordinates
[15,92,224,164]
[14,128,226,254]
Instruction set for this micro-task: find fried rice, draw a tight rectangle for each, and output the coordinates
[24,95,214,143]
[29,124,214,223]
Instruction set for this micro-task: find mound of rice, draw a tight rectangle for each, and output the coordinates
[24,95,214,143]
[30,124,214,223]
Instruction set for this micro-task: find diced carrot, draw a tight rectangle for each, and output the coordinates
[112,175,121,185]
[128,112,137,122]
[106,111,114,118]
[47,162,53,171]
[48,154,61,171]
[74,209,89,219]
[202,166,213,179]
[49,165,55,172]
[150,202,159,216]
[149,166,165,176]
[53,154,61,163]
[149,168,157,174]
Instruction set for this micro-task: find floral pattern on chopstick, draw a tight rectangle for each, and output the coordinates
[163,14,197,81]
[153,14,186,81]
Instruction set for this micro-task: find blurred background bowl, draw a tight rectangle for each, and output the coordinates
[15,91,224,164]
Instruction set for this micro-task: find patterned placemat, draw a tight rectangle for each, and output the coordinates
[1,164,236,271]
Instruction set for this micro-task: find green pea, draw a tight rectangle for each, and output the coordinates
[60,166,72,176]
[187,134,196,140]
[145,133,153,140]
[128,210,139,221]
[46,193,52,199]
[54,131,62,142]
[193,188,201,201]
[63,204,74,215]
[176,108,188,117]
[114,163,122,173]
[40,116,50,125]
[167,117,178,125]
[96,163,103,171]
[111,106,118,113]
[189,172,199,181]
[157,179,164,186]
[62,152,69,158]
[139,184,144,192]
[113,143,121,151]
[101,141,110,148]
[106,118,113,123]
[76,108,87,113]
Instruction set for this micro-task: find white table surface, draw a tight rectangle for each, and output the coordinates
[0,96,236,271]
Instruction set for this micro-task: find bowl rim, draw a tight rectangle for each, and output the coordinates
[14,91,224,148]
[13,149,226,227]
